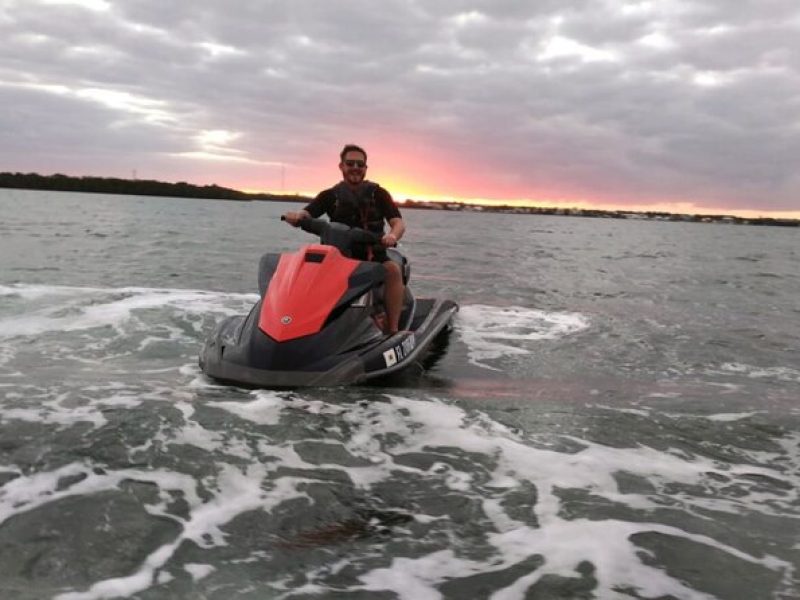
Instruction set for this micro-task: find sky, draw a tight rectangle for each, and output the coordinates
[1,0,799,217]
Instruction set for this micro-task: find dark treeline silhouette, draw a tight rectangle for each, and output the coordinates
[0,172,310,203]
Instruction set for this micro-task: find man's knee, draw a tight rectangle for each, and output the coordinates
[384,261,402,282]
[383,260,402,278]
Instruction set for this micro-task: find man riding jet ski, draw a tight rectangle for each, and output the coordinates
[198,217,458,388]
[285,143,407,334]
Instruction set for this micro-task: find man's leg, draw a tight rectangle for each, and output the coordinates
[383,261,404,334]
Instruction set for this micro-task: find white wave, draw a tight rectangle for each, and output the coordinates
[595,405,652,417]
[597,405,764,424]
[0,462,202,534]
[0,284,257,339]
[5,386,795,598]
[457,304,589,370]
[183,563,215,582]
[209,391,800,518]
[50,463,300,600]
[718,362,800,383]
[0,387,143,430]
[0,456,306,600]
[346,396,795,598]
[209,391,288,426]
[0,283,105,300]
[209,392,796,596]
[705,411,763,422]
[359,517,783,600]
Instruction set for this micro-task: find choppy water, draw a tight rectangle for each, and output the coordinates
[0,189,798,600]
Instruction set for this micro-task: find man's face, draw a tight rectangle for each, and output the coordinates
[339,150,367,186]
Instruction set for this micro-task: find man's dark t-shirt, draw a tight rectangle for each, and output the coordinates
[303,181,402,261]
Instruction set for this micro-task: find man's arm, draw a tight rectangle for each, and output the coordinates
[382,217,405,247]
[283,191,328,226]
[283,208,311,226]
[375,186,404,246]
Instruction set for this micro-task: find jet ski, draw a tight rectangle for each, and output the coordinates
[199,217,458,387]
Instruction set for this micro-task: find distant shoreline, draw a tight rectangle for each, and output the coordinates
[2,171,797,228]
[0,171,310,204]
[403,199,800,227]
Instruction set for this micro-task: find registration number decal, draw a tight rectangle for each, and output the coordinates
[383,334,416,367]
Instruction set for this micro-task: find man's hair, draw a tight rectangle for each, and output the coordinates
[340,144,367,163]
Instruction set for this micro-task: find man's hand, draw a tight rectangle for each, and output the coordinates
[283,210,310,226]
[383,218,405,247]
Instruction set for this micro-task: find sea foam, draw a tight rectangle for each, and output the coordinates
[457,304,589,369]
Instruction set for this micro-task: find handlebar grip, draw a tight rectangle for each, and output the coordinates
[280,216,286,221]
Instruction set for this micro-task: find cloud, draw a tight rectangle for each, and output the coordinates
[1,0,798,213]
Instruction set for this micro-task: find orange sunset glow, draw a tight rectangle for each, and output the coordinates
[241,145,800,221]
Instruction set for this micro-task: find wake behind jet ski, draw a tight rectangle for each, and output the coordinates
[199,218,458,388]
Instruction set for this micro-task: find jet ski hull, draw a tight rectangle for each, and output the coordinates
[200,297,457,388]
[199,218,458,388]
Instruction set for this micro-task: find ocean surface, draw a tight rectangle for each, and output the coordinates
[0,189,798,600]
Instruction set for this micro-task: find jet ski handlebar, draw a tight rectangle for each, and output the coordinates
[281,216,390,252]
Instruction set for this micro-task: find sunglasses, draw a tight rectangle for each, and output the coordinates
[344,159,366,168]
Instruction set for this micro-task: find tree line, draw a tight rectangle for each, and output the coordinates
[0,172,308,203]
